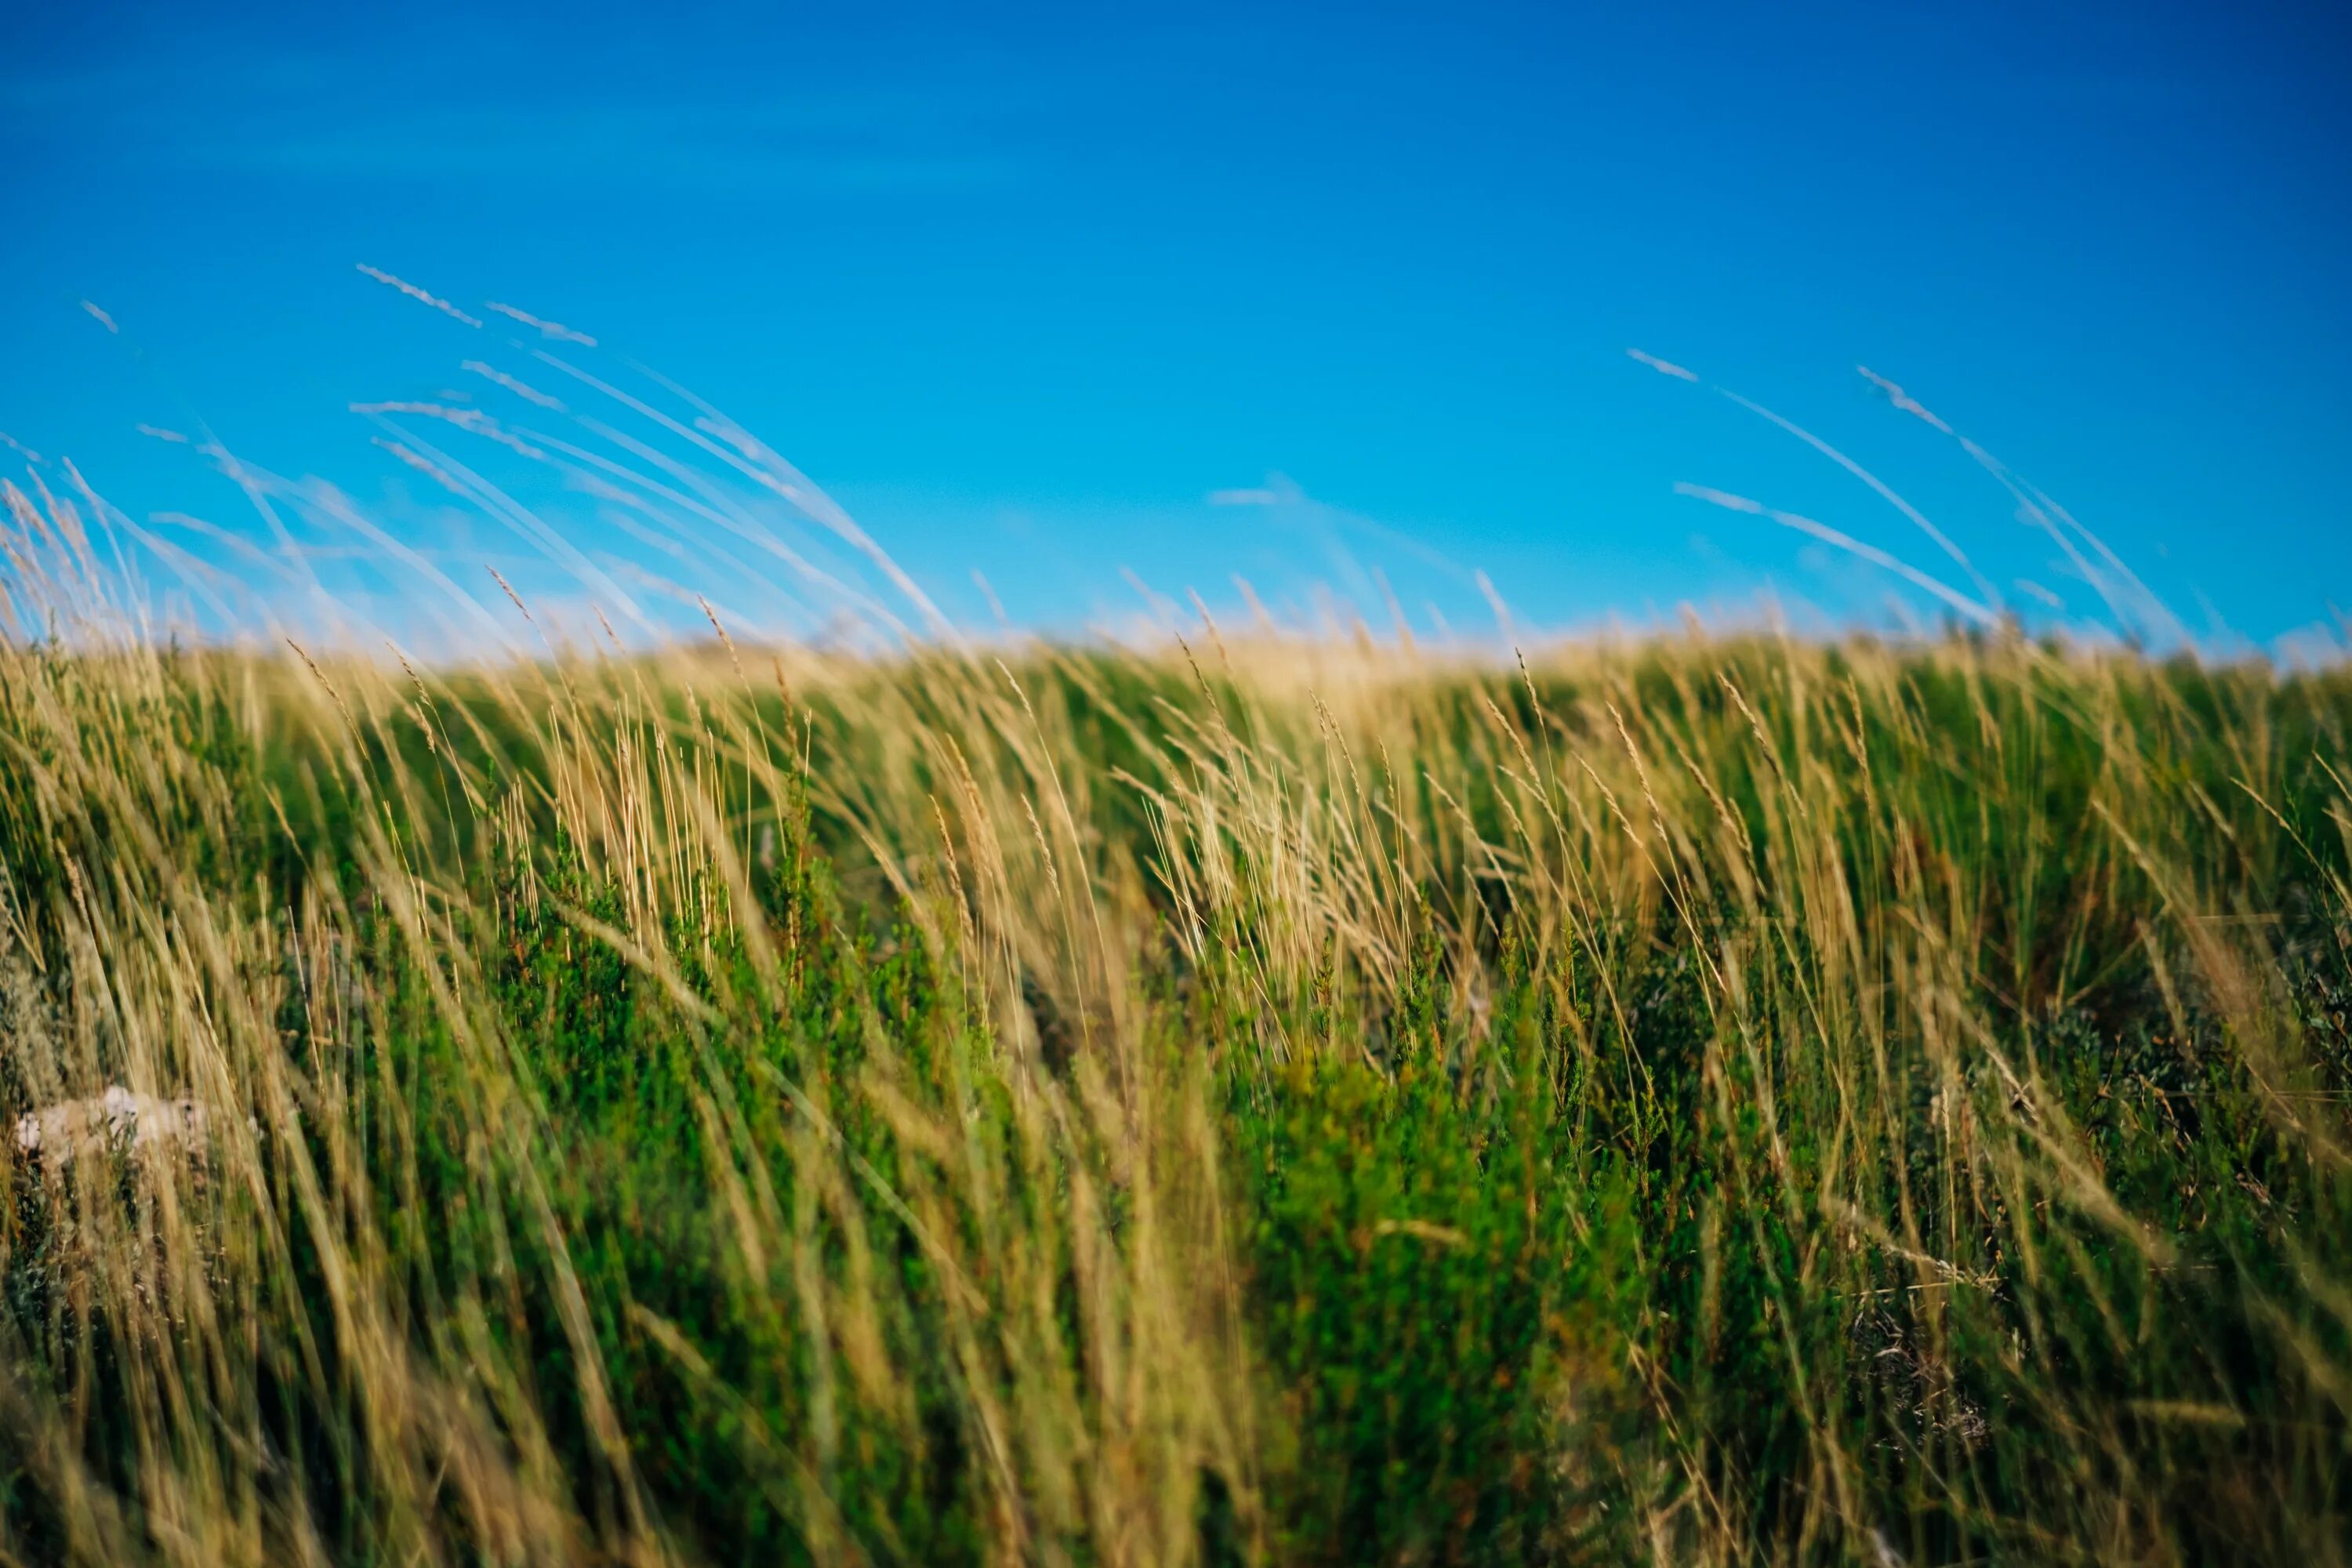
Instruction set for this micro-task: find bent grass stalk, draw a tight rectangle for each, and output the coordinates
[0,465,2348,1564]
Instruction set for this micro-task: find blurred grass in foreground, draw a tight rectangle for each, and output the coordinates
[2,519,2350,1564]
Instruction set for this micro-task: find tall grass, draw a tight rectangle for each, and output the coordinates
[2,469,2349,1564]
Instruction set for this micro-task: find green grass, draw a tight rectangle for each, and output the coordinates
[1,608,2349,1565]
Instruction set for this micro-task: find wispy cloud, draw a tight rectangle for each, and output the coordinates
[2,43,1025,196]
[1203,471,1485,612]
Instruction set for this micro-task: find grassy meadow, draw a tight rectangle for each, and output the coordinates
[2,485,2350,1564]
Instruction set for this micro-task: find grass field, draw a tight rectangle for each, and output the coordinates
[2,480,2350,1564]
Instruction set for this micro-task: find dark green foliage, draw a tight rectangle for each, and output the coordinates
[1231,928,1646,1563]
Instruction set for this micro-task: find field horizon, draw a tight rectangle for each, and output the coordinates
[3,445,2350,1562]
[12,0,2350,1555]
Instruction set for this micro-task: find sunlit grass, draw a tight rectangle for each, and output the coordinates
[3,403,2350,1563]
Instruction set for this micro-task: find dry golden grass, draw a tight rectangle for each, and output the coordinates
[2,432,2350,1565]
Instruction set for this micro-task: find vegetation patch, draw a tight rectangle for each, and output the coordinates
[1,615,2348,1565]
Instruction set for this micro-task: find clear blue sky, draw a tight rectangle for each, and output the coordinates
[3,1,2347,650]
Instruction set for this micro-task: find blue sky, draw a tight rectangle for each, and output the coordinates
[2,0,2347,650]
